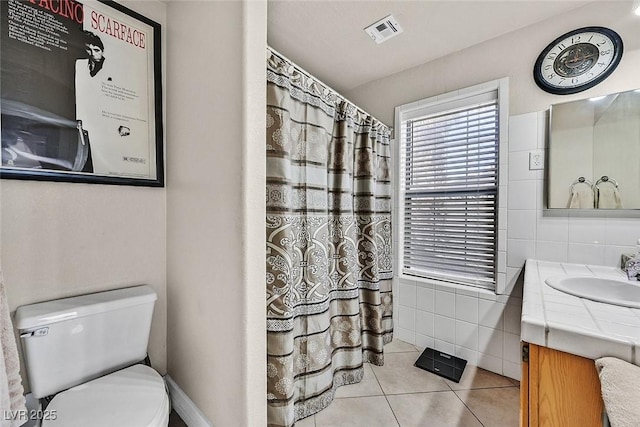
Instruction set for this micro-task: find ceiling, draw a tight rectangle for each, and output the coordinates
[267,1,591,93]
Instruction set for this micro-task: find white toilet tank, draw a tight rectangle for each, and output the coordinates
[15,285,157,399]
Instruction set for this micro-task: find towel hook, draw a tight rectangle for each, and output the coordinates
[570,176,593,192]
[594,175,618,189]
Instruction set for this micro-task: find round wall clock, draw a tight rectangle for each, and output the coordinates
[533,27,623,95]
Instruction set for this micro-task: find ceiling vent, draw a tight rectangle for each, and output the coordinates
[364,15,404,44]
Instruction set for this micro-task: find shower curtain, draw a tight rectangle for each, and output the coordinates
[266,50,393,427]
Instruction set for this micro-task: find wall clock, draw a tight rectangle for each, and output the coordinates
[533,27,623,95]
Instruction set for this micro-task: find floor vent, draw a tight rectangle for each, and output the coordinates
[414,347,467,383]
[364,14,404,44]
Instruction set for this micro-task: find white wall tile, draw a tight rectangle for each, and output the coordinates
[568,243,607,265]
[435,283,455,293]
[499,185,508,209]
[455,320,479,351]
[434,339,455,355]
[498,251,507,273]
[605,218,640,246]
[568,218,606,244]
[504,302,523,335]
[415,333,434,350]
[536,216,569,242]
[536,178,545,211]
[508,210,537,240]
[499,143,509,166]
[456,287,479,298]
[507,239,536,268]
[535,241,568,263]
[392,105,640,379]
[505,268,524,297]
[398,282,417,308]
[478,299,505,330]
[398,277,415,286]
[498,230,507,251]
[455,346,478,366]
[398,306,416,331]
[499,166,509,186]
[416,287,435,313]
[455,294,478,324]
[435,290,455,317]
[604,245,635,267]
[499,207,508,230]
[509,151,538,181]
[497,272,506,292]
[396,327,415,345]
[434,315,456,343]
[477,352,502,375]
[509,113,538,152]
[503,360,522,381]
[508,180,537,210]
[415,310,435,337]
[478,326,503,357]
[503,332,521,364]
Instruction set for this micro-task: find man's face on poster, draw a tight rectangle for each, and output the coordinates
[86,44,103,63]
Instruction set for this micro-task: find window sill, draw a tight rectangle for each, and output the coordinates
[398,272,498,298]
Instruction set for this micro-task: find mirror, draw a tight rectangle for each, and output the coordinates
[547,88,640,209]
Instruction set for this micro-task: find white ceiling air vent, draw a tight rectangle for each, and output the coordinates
[364,14,404,44]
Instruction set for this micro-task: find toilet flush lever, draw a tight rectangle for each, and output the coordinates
[20,327,48,338]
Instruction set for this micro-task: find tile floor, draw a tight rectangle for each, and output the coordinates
[167,339,520,427]
[297,339,520,427]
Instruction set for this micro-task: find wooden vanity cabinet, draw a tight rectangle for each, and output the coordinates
[520,342,604,427]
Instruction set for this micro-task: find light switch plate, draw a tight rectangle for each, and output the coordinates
[529,150,544,170]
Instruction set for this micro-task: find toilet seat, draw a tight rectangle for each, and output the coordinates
[42,364,169,427]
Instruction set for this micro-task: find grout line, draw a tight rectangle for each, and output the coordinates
[452,389,486,427]
[368,365,401,427]
[382,393,402,427]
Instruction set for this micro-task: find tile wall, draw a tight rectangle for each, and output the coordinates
[394,111,640,381]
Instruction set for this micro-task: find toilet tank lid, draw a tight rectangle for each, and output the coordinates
[15,285,157,330]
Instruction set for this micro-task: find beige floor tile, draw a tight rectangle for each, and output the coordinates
[371,352,450,395]
[314,396,399,427]
[445,365,515,390]
[455,387,520,427]
[387,391,483,427]
[384,339,418,353]
[295,415,316,427]
[335,363,384,399]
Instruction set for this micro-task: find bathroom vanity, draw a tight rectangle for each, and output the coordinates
[520,260,640,427]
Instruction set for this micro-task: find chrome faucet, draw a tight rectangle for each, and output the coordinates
[622,254,640,281]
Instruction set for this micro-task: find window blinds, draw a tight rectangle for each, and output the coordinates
[401,91,499,289]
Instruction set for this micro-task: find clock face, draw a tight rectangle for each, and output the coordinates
[534,27,623,95]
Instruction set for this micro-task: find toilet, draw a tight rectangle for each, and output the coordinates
[15,285,170,427]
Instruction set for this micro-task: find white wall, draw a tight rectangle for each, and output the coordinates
[165,1,266,426]
[1,0,168,386]
[346,1,640,125]
[347,1,640,380]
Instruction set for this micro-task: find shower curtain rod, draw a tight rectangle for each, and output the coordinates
[267,46,391,130]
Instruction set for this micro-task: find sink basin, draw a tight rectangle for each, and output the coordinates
[545,276,640,309]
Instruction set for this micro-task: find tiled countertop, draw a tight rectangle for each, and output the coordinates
[522,259,640,365]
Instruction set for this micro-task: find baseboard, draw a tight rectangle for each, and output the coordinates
[165,375,214,427]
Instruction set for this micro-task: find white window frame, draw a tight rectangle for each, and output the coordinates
[394,78,509,294]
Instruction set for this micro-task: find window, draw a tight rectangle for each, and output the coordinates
[395,81,506,291]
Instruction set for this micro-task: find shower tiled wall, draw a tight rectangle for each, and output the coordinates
[393,111,640,381]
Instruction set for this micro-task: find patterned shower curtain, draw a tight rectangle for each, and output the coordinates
[266,50,393,427]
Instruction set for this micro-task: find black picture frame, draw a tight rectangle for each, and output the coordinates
[0,0,164,187]
[533,26,623,96]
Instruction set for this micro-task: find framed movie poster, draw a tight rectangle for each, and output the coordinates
[0,0,163,187]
